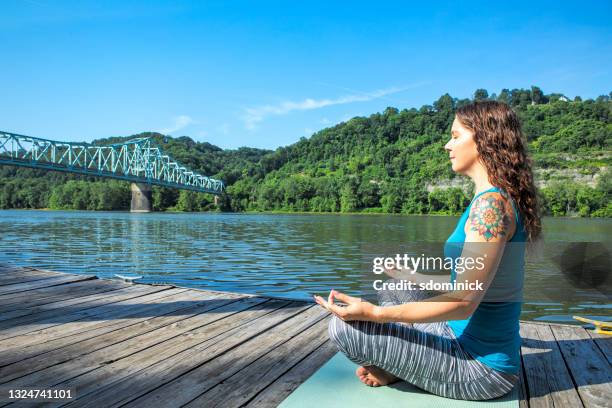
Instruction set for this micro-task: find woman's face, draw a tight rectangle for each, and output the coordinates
[445,116,480,175]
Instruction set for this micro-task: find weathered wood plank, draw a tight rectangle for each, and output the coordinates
[0,273,96,296]
[0,290,244,383]
[0,285,175,341]
[0,280,128,315]
[586,328,612,367]
[0,281,144,322]
[0,286,195,350]
[28,298,290,408]
[187,315,332,407]
[0,272,60,286]
[61,302,319,408]
[0,279,127,308]
[0,290,242,368]
[0,266,57,281]
[0,284,171,329]
[0,267,76,282]
[517,360,529,408]
[244,340,338,408]
[0,290,243,365]
[122,305,328,408]
[550,324,612,408]
[520,322,583,408]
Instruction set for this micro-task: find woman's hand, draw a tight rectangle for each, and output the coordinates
[383,264,414,280]
[313,290,380,322]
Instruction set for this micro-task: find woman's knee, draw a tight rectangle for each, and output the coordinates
[327,315,377,367]
[328,314,351,350]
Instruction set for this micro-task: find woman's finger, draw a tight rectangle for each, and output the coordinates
[384,266,413,279]
[314,295,348,319]
[315,295,328,307]
[327,302,347,319]
[332,290,360,304]
[316,295,334,311]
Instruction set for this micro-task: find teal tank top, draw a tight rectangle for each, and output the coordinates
[445,186,526,374]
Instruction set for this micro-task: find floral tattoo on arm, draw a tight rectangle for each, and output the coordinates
[469,196,510,241]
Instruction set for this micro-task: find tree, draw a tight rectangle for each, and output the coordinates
[531,86,546,104]
[176,190,199,212]
[474,89,489,101]
[498,89,511,104]
[434,94,454,113]
[153,187,179,211]
[1,89,610,218]
[340,178,359,213]
[427,188,468,214]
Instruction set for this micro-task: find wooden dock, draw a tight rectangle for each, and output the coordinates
[0,265,610,407]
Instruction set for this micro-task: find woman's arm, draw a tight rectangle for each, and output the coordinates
[374,192,515,323]
[373,298,472,323]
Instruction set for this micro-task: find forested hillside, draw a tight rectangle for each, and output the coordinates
[1,87,610,216]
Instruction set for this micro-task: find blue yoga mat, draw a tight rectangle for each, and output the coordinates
[279,353,519,408]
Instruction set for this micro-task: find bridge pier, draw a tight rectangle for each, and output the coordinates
[130,183,152,213]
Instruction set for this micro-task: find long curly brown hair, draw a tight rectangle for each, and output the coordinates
[456,100,541,241]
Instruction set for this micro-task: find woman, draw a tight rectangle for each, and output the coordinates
[314,100,541,401]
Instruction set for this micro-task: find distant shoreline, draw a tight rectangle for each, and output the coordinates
[0,208,608,219]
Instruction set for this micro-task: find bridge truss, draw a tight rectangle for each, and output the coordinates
[0,131,224,194]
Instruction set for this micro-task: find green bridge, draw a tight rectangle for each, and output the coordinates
[0,131,225,212]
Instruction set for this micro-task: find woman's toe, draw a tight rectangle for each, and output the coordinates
[355,366,367,384]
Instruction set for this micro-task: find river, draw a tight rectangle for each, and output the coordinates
[0,210,609,325]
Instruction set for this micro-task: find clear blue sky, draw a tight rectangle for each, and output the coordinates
[1,0,610,150]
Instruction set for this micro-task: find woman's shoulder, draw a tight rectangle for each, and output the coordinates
[467,189,518,241]
[473,188,518,217]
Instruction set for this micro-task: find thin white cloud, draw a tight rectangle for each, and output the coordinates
[242,86,408,130]
[314,80,432,106]
[217,123,231,135]
[158,115,196,134]
[320,117,331,125]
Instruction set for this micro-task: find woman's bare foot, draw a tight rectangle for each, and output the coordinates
[355,365,400,387]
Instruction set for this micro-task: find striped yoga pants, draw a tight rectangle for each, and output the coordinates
[327,280,519,400]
